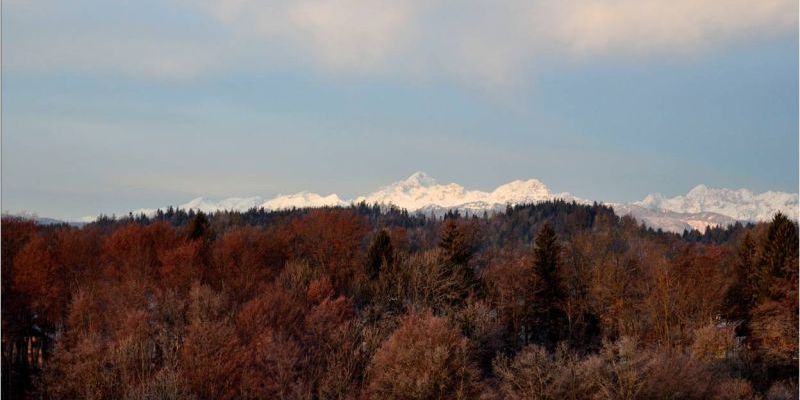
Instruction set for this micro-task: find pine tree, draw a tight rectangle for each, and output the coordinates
[724,232,758,334]
[532,224,564,303]
[437,219,476,305]
[748,213,799,377]
[187,212,210,241]
[527,223,567,347]
[761,213,798,285]
[438,219,473,266]
[366,230,394,279]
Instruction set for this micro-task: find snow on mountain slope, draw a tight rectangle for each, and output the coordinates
[129,193,345,216]
[131,191,343,215]
[354,172,579,211]
[261,192,346,210]
[635,185,798,222]
[490,179,561,205]
[114,172,577,220]
[90,172,796,233]
[182,196,264,213]
[612,204,739,233]
[355,172,482,210]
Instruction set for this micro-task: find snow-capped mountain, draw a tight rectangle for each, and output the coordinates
[92,172,796,233]
[353,172,576,211]
[131,193,344,216]
[611,204,739,233]
[634,185,798,222]
[261,192,346,210]
[182,196,264,213]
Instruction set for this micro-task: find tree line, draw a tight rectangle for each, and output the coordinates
[2,200,797,399]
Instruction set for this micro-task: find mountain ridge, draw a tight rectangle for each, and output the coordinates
[77,172,797,233]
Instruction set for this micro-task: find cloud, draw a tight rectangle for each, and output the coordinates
[183,0,796,84]
[551,0,797,56]
[288,0,419,68]
[5,0,796,85]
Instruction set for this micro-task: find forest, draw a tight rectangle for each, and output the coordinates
[1,200,797,399]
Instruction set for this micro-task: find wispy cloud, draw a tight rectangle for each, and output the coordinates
[551,0,797,55]
[5,0,797,86]
[182,0,796,84]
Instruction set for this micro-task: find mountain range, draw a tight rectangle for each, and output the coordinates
[106,172,797,233]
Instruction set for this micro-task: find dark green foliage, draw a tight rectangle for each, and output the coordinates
[532,224,564,304]
[761,213,798,283]
[438,219,474,266]
[186,212,210,240]
[366,230,394,279]
[436,219,478,307]
[681,221,751,244]
[724,232,759,332]
[527,223,568,348]
[721,214,799,387]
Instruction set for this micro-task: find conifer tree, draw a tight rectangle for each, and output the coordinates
[527,223,567,347]
[725,232,758,331]
[366,229,393,279]
[532,224,564,304]
[187,212,210,241]
[438,219,473,266]
[761,213,798,284]
[438,219,476,305]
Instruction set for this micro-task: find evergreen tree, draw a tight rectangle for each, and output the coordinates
[438,219,476,305]
[366,229,394,279]
[748,213,799,382]
[761,213,798,284]
[527,223,567,347]
[438,219,474,266]
[532,224,564,303]
[187,212,210,241]
[724,232,758,334]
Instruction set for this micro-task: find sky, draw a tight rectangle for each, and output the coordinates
[2,0,798,220]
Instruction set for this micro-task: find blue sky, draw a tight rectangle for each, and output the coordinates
[2,0,798,220]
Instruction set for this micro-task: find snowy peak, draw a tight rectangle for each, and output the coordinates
[635,185,798,222]
[490,179,551,205]
[182,196,263,213]
[639,193,665,208]
[613,204,738,234]
[401,171,438,188]
[175,193,345,212]
[260,192,345,210]
[355,173,568,211]
[125,172,570,219]
[99,173,796,234]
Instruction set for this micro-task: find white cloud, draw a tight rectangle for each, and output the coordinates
[288,0,419,68]
[182,0,795,84]
[551,0,797,56]
[6,0,796,85]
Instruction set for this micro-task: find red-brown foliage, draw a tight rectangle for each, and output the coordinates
[287,209,366,290]
[2,206,796,399]
[211,227,284,302]
[367,312,481,399]
[101,222,179,281]
[14,234,68,325]
[236,284,305,341]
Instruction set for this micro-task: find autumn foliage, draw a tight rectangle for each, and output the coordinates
[1,202,797,399]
